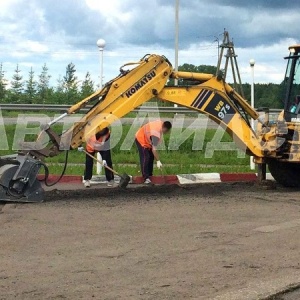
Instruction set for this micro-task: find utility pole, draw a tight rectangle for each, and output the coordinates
[174,0,179,109]
[249,59,256,170]
[216,30,245,98]
[96,38,106,176]
[174,0,179,86]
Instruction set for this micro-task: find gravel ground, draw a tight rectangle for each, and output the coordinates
[0,182,300,300]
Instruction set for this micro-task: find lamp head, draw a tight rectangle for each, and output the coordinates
[249,59,255,67]
[97,39,106,49]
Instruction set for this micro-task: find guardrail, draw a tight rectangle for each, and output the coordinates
[0,104,282,114]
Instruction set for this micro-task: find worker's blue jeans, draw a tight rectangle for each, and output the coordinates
[135,139,154,180]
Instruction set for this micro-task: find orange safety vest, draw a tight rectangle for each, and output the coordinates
[135,120,163,149]
[86,130,110,152]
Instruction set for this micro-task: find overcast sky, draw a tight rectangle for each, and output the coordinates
[0,0,299,88]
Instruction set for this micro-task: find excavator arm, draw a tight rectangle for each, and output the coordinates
[66,56,270,158]
[158,75,267,158]
[27,54,173,158]
[0,54,274,202]
[69,54,172,149]
[62,55,269,158]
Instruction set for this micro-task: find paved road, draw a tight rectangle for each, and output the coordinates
[0,183,300,299]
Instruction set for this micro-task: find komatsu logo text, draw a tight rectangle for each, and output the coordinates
[125,70,156,98]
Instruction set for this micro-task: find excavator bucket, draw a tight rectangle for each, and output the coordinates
[0,155,44,203]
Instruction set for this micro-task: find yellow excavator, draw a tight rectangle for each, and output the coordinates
[1,45,300,202]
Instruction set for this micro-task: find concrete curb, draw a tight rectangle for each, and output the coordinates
[177,173,221,184]
[38,173,274,185]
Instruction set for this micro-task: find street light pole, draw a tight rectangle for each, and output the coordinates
[249,59,255,170]
[174,0,179,86]
[97,38,106,90]
[96,39,106,176]
[174,0,179,109]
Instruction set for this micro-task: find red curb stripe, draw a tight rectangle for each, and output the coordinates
[132,175,179,185]
[37,173,259,186]
[220,173,257,182]
[37,175,82,183]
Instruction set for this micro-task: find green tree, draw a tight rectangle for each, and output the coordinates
[52,75,65,104]
[178,64,217,74]
[56,75,64,93]
[163,62,286,109]
[37,63,51,104]
[11,64,24,102]
[25,67,37,104]
[80,72,94,99]
[0,63,7,101]
[63,62,79,104]
[241,83,284,109]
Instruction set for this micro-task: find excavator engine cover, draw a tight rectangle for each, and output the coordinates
[0,155,44,203]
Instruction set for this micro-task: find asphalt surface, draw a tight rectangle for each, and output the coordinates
[0,182,300,300]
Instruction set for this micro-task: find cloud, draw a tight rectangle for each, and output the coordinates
[0,0,299,87]
[209,0,300,9]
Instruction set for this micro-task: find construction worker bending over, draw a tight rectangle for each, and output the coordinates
[135,120,172,184]
[83,127,114,188]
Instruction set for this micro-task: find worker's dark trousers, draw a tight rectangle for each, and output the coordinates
[83,149,114,181]
[135,139,154,180]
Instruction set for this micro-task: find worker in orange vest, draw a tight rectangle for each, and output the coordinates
[83,127,114,188]
[135,120,172,184]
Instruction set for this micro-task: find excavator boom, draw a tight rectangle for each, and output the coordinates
[0,53,282,202]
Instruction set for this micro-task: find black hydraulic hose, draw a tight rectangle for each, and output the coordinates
[40,150,69,187]
[8,150,69,198]
[7,159,48,198]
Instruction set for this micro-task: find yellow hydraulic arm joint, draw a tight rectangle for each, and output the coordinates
[171,71,213,82]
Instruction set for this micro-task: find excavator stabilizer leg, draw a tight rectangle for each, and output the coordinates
[257,163,267,182]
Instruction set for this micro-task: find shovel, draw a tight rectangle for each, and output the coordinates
[80,149,130,188]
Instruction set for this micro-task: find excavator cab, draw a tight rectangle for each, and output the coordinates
[283,45,300,122]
